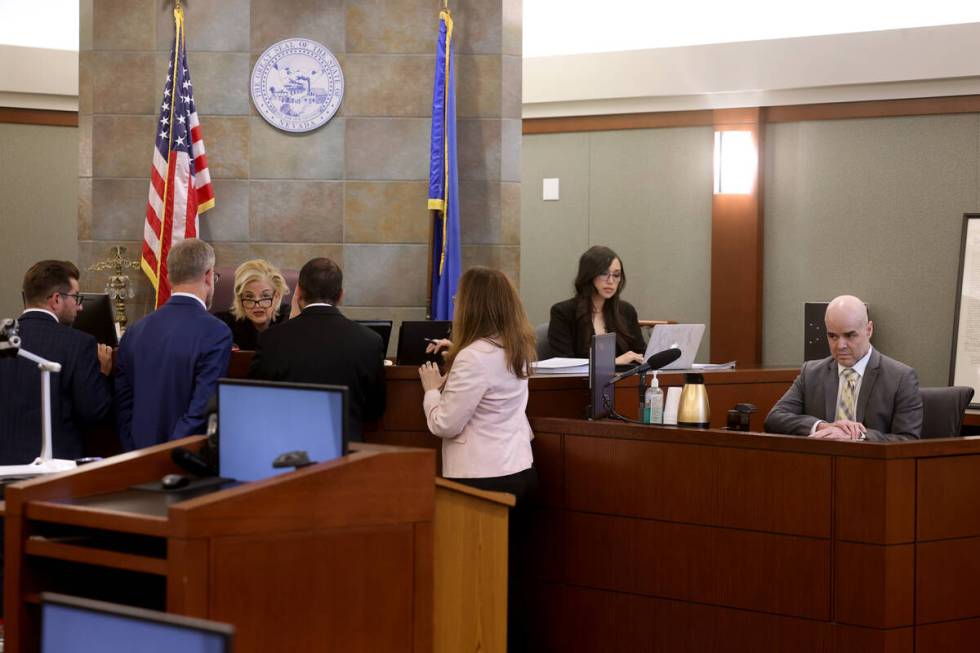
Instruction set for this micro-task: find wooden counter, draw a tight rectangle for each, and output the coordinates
[362,365,797,454]
[524,417,980,652]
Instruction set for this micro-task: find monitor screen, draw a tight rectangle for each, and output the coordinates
[218,379,347,482]
[355,320,393,354]
[71,293,118,347]
[589,333,616,419]
[41,593,232,653]
[396,320,452,365]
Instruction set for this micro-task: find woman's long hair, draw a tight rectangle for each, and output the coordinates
[444,267,536,378]
[572,245,631,353]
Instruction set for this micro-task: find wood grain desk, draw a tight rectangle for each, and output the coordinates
[525,417,980,652]
[366,363,797,452]
[962,408,980,428]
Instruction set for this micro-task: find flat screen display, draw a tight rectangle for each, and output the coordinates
[42,593,232,653]
[218,379,347,482]
[589,333,616,419]
[396,320,452,365]
[355,319,393,354]
[71,293,118,347]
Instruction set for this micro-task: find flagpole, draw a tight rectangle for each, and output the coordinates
[426,210,435,320]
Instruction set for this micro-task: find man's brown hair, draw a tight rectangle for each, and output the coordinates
[298,257,343,304]
[22,260,80,305]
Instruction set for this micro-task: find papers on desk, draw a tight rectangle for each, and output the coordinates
[532,357,589,375]
[691,361,736,371]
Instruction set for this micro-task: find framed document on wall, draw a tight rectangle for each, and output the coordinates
[950,213,980,407]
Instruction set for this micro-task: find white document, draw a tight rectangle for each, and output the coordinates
[532,357,589,375]
[691,361,736,371]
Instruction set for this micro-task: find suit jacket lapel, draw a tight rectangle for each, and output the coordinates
[856,349,881,423]
[822,358,838,422]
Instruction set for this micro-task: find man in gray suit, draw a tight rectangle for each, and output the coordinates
[765,295,922,441]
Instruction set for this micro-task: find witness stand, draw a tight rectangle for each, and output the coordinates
[525,417,980,652]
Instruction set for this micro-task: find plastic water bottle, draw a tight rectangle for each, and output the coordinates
[644,372,664,424]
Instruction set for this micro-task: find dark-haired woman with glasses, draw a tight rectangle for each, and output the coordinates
[548,245,646,365]
[214,259,289,350]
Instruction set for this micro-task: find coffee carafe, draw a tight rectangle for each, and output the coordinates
[677,373,710,428]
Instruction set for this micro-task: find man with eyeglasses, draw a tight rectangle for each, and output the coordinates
[0,260,113,464]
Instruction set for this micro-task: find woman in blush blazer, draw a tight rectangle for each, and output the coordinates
[418,266,537,503]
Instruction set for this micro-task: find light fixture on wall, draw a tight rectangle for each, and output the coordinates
[713,130,757,195]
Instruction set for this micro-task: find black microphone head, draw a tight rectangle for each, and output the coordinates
[647,347,682,370]
[171,446,214,477]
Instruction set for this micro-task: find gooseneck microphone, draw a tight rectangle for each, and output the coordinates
[171,446,215,477]
[605,348,683,386]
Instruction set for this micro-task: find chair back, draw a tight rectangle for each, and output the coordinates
[534,323,553,360]
[919,386,975,438]
[211,266,298,315]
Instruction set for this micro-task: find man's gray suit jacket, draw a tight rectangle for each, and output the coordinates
[764,349,922,442]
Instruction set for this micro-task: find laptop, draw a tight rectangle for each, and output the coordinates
[396,320,452,365]
[71,293,118,346]
[41,592,233,653]
[356,319,393,354]
[217,379,348,482]
[644,324,706,370]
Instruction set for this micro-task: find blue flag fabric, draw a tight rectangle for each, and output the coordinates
[427,9,461,321]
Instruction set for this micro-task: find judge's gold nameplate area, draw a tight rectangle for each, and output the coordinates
[251,38,344,133]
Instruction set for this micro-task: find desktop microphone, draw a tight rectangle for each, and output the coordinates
[171,446,215,477]
[605,348,682,386]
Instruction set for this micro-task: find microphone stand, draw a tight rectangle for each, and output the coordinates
[601,393,646,425]
[0,319,78,478]
[638,370,647,422]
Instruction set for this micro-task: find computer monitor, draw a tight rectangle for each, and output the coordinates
[396,320,452,365]
[41,592,233,653]
[217,379,348,482]
[804,302,829,361]
[71,293,118,346]
[356,319,393,354]
[589,333,616,420]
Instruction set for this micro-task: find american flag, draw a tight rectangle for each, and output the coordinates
[142,6,214,308]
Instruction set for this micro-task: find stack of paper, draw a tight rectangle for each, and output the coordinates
[532,357,589,375]
[691,361,736,371]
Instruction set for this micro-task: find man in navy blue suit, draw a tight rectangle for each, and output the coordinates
[0,260,113,464]
[115,239,232,450]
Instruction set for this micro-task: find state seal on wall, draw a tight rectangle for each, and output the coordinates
[250,38,344,133]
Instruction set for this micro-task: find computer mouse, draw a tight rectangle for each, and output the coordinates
[161,473,190,490]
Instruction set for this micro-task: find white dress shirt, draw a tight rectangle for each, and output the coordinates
[423,338,534,478]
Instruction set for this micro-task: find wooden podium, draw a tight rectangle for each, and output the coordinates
[3,437,437,653]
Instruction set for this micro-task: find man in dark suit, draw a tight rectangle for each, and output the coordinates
[115,239,232,450]
[249,257,386,441]
[0,260,113,463]
[765,295,922,441]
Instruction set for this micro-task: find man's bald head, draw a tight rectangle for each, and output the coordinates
[824,295,873,367]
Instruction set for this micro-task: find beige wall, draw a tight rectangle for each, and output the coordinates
[0,123,79,320]
[521,127,713,361]
[521,112,978,385]
[763,114,979,386]
[79,0,521,355]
